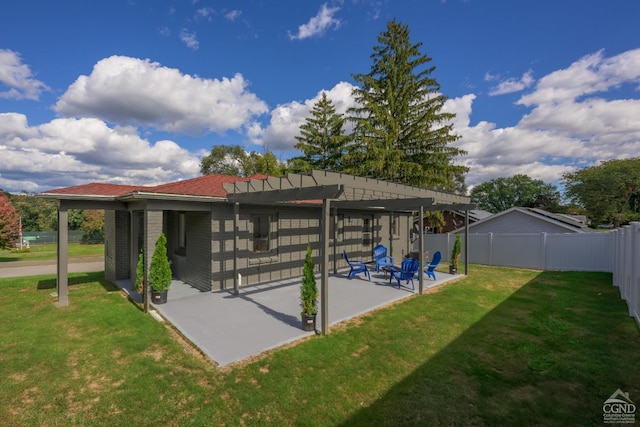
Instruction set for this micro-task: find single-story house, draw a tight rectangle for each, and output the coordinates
[418,209,493,234]
[456,207,593,234]
[42,170,474,332]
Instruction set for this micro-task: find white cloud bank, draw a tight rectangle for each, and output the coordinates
[0,113,200,192]
[54,56,268,135]
[451,48,640,188]
[1,48,639,194]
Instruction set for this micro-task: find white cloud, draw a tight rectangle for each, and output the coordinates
[225,10,242,21]
[196,7,214,21]
[180,29,200,49]
[518,48,640,106]
[288,3,342,40]
[0,50,49,100]
[488,70,535,96]
[259,81,357,150]
[0,113,201,192]
[54,56,269,135]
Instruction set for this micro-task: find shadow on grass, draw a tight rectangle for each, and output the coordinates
[0,256,21,262]
[340,271,639,426]
[37,271,118,293]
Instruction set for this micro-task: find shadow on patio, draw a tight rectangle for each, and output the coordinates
[149,268,459,366]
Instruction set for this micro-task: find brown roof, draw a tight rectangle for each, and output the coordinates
[145,174,267,198]
[43,174,270,198]
[43,183,148,197]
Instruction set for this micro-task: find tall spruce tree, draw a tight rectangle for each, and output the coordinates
[347,19,467,191]
[291,92,347,172]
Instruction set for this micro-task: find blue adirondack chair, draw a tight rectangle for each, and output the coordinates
[424,251,442,280]
[389,257,420,290]
[373,244,394,272]
[343,251,371,280]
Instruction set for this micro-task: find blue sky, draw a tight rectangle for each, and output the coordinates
[1,0,639,194]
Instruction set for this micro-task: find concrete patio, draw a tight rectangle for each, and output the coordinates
[120,269,460,367]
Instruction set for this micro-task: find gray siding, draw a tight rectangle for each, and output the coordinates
[104,210,130,282]
[144,210,164,279]
[183,211,212,291]
[471,210,575,234]
[104,210,116,282]
[209,203,412,290]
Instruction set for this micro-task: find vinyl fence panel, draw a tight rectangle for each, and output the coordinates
[417,231,614,272]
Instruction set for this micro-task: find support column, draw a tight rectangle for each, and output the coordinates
[233,202,240,295]
[465,210,470,275]
[321,199,330,335]
[56,205,68,307]
[332,206,337,275]
[418,206,425,294]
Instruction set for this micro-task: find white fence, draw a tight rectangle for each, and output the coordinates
[612,222,640,325]
[415,231,614,272]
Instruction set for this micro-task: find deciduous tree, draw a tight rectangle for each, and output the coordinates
[200,145,286,177]
[9,192,57,231]
[470,175,561,213]
[346,19,467,191]
[0,190,20,249]
[80,209,105,242]
[563,158,640,226]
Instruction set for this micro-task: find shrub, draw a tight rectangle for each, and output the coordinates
[149,234,172,292]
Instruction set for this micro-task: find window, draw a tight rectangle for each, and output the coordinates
[252,215,270,252]
[392,214,400,236]
[362,217,372,246]
[179,212,186,249]
[363,217,371,233]
[330,214,344,241]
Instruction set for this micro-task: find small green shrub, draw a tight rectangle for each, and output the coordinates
[451,233,461,268]
[135,246,144,294]
[300,245,318,316]
[149,234,172,292]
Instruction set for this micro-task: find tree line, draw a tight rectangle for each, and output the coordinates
[0,191,105,249]
[470,158,640,228]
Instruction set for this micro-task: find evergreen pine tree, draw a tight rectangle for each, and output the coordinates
[291,92,348,172]
[347,19,468,191]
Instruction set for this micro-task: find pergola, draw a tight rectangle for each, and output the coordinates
[223,170,475,335]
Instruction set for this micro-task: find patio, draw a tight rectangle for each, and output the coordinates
[125,268,459,367]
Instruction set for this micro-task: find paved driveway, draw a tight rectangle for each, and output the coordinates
[149,269,458,367]
[0,257,104,278]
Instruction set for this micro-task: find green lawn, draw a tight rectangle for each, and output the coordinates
[1,266,638,425]
[0,242,104,262]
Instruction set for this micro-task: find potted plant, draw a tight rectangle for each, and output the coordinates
[450,233,461,275]
[300,244,318,331]
[135,246,144,296]
[149,233,172,304]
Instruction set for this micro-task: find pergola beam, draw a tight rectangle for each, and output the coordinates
[227,185,344,204]
[332,198,435,211]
